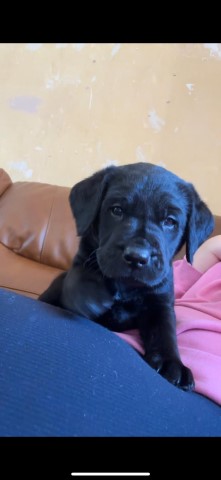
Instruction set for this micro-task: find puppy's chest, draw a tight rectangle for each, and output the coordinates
[99,286,146,332]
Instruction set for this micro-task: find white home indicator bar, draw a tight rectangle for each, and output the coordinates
[71,474,150,477]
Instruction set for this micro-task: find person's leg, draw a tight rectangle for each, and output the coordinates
[0,288,220,437]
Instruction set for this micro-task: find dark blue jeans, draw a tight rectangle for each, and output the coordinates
[0,288,220,437]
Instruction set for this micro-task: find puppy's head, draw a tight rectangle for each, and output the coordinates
[70,163,214,288]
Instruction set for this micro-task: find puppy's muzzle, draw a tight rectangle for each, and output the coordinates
[123,245,161,270]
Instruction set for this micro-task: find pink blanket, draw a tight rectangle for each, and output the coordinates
[115,259,221,405]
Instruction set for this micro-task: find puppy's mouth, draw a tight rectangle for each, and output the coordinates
[102,267,168,290]
[117,275,164,289]
[108,269,167,289]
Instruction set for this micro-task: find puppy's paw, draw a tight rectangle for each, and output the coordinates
[144,354,195,391]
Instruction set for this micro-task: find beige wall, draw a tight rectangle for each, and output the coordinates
[1,43,221,214]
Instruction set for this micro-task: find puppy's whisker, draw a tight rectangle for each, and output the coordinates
[85,262,99,273]
[83,249,99,269]
[85,249,97,260]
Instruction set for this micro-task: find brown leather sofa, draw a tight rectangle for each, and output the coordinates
[1,167,221,299]
[0,168,79,298]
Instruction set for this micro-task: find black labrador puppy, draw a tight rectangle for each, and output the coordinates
[39,162,214,390]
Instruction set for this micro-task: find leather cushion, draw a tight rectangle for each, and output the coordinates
[0,170,79,270]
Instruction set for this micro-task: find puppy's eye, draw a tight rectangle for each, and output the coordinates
[162,216,177,228]
[110,206,123,217]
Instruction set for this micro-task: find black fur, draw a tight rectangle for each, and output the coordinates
[39,163,214,390]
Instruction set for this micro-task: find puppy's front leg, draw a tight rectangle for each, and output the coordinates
[139,295,194,391]
[61,267,114,319]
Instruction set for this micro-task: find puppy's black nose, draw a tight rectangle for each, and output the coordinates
[123,246,150,268]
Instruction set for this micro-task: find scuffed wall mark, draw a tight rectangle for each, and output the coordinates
[111,43,121,57]
[46,79,54,89]
[45,74,60,89]
[26,43,43,51]
[186,83,194,95]
[203,43,221,59]
[148,110,165,133]
[101,159,119,168]
[35,146,43,151]
[174,127,179,133]
[89,87,93,109]
[70,77,82,87]
[157,161,166,168]
[45,74,81,89]
[136,146,148,162]
[9,96,42,114]
[91,75,97,82]
[55,43,68,48]
[72,43,85,51]
[8,161,33,179]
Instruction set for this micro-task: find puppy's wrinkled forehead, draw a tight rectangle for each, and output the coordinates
[105,163,183,206]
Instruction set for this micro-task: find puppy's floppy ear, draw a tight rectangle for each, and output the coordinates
[185,184,214,264]
[69,166,115,236]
